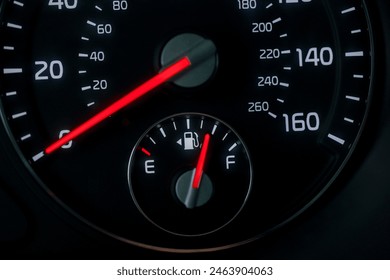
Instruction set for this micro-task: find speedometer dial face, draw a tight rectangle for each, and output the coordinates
[0,0,372,251]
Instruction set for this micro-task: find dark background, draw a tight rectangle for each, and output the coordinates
[0,0,389,259]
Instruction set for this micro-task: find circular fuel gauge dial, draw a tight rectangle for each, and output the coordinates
[129,113,252,236]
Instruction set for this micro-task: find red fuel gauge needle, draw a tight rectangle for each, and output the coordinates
[45,57,191,155]
[192,133,211,189]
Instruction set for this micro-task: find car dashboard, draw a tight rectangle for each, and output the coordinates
[0,0,389,259]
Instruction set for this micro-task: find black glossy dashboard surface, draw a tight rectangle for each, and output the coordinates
[0,0,389,259]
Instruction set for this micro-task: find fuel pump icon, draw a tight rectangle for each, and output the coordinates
[183,132,199,150]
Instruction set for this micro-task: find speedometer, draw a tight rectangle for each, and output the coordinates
[0,0,372,251]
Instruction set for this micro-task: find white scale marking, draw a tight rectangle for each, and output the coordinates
[280,34,288,38]
[21,134,31,141]
[353,74,364,79]
[79,70,87,74]
[228,143,238,152]
[79,53,89,58]
[3,46,15,51]
[186,119,190,129]
[12,112,27,119]
[280,82,290,88]
[268,112,277,119]
[82,86,92,91]
[87,20,97,27]
[200,119,204,129]
[95,5,103,11]
[172,121,177,131]
[160,127,167,138]
[277,98,285,103]
[346,95,360,102]
[7,23,22,30]
[13,1,24,7]
[266,3,273,9]
[341,7,356,14]
[351,29,362,34]
[6,91,17,97]
[87,102,95,107]
[328,134,345,145]
[149,137,156,145]
[81,37,90,41]
[281,50,291,55]
[345,51,364,57]
[284,67,292,71]
[344,118,354,124]
[32,151,45,162]
[211,124,218,135]
[222,132,230,141]
[272,17,282,24]
[4,68,23,74]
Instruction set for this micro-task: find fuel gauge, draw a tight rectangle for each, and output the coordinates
[128,113,252,236]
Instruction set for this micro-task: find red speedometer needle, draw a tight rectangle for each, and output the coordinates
[45,57,191,155]
[192,133,211,189]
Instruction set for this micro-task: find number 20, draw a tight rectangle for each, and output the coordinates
[35,60,64,81]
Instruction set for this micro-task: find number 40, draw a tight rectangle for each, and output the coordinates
[48,0,78,10]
